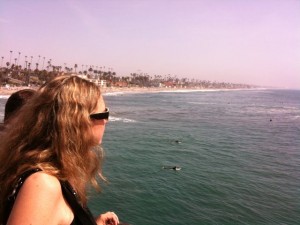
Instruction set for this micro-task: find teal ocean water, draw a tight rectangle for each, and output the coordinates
[1,89,299,225]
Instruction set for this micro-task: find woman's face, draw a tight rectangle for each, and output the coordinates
[91,96,107,144]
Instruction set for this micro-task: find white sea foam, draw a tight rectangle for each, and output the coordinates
[158,88,264,93]
[188,101,217,105]
[245,106,300,115]
[109,116,136,123]
[103,92,125,96]
[0,95,9,99]
[102,88,261,96]
[158,89,230,93]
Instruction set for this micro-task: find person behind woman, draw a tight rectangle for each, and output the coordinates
[4,89,36,123]
[0,89,36,132]
[0,76,119,225]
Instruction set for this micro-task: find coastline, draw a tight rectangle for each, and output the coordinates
[0,86,265,98]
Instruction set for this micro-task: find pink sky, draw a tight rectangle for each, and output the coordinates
[0,0,299,88]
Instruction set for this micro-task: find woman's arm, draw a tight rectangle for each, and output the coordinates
[7,172,73,225]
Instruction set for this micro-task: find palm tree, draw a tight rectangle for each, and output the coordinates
[24,56,27,68]
[17,52,21,66]
[42,57,45,69]
[74,64,78,73]
[1,56,4,67]
[47,61,51,71]
[88,67,93,76]
[48,59,52,72]
[9,51,13,64]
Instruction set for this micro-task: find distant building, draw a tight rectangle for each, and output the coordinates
[161,81,176,88]
[8,77,23,85]
[76,74,88,80]
[73,74,106,87]
[113,81,128,87]
[98,80,107,88]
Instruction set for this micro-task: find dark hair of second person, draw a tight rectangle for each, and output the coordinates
[4,89,36,122]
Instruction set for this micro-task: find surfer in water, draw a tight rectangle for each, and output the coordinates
[162,166,182,171]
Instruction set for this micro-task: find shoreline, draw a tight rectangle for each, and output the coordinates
[0,86,269,97]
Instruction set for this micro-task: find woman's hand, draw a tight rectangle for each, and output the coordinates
[96,211,119,225]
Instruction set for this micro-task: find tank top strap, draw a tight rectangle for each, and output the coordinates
[4,168,42,224]
[7,168,42,202]
[60,181,97,225]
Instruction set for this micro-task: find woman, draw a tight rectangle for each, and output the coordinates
[0,76,119,225]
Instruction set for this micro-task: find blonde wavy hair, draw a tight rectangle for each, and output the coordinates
[0,76,105,220]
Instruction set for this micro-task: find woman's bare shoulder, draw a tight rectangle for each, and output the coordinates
[23,171,61,194]
[8,171,69,224]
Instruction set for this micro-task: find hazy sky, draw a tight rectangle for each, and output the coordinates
[1,0,299,88]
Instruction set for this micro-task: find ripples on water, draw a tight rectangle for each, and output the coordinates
[1,89,299,225]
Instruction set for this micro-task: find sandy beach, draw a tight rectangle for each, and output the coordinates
[0,87,37,96]
[0,86,246,97]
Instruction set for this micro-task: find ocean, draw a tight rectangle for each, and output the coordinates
[0,89,299,225]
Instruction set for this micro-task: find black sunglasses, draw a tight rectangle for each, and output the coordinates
[90,107,109,120]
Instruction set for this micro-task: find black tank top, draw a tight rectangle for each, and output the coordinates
[4,169,97,225]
